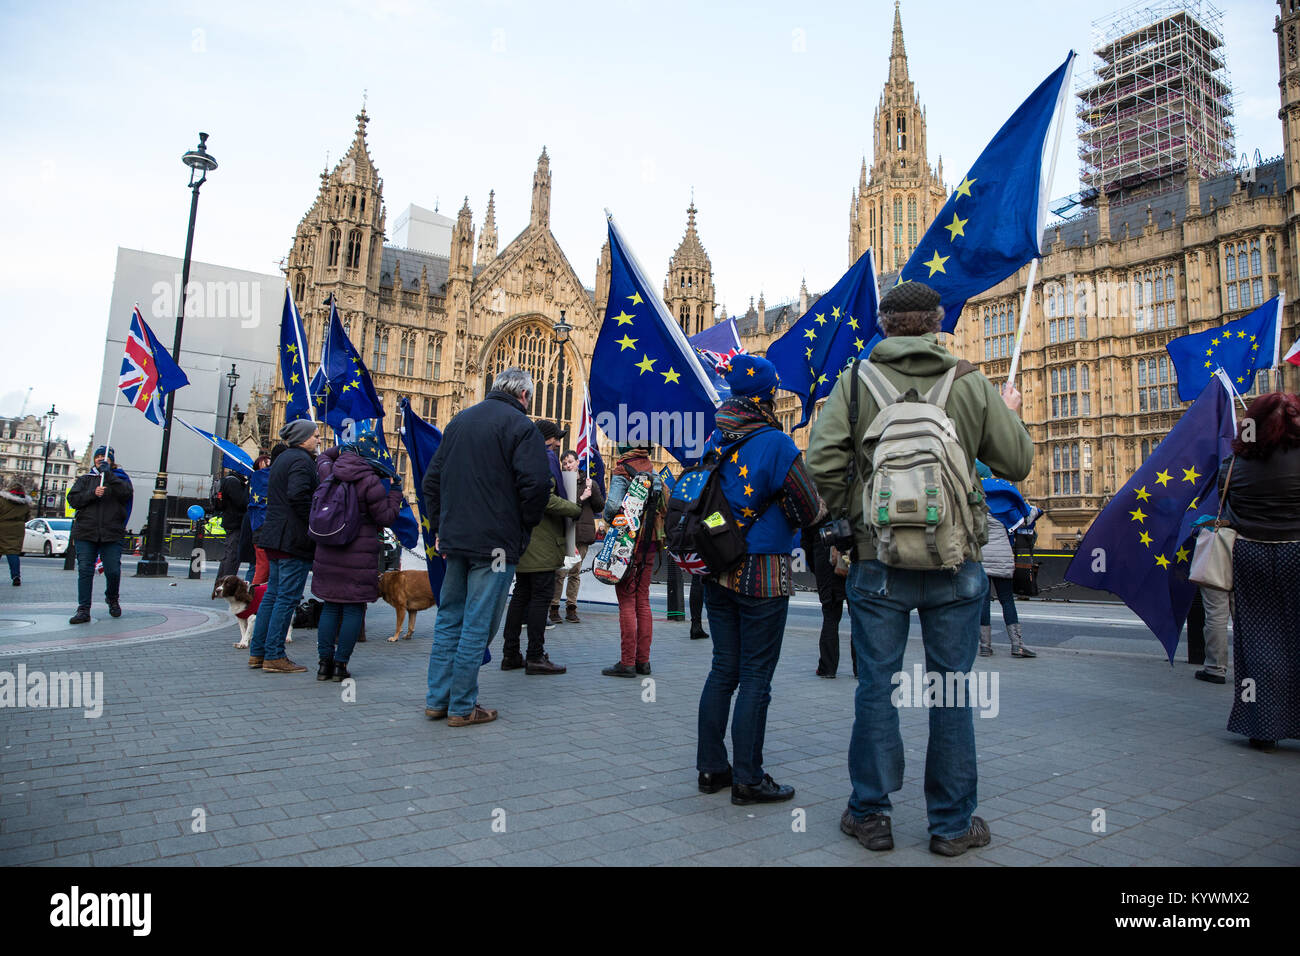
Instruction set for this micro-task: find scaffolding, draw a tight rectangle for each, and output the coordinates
[1077,0,1234,200]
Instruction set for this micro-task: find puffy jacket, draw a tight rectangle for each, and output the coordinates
[980,514,1015,579]
[423,390,551,564]
[516,477,582,574]
[68,467,134,543]
[257,446,318,562]
[310,447,406,603]
[806,334,1033,563]
[0,490,31,554]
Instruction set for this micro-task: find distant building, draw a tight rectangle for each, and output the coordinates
[0,413,78,512]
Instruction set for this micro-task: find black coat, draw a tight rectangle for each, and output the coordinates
[219,473,248,530]
[256,446,318,562]
[423,390,551,563]
[68,468,133,543]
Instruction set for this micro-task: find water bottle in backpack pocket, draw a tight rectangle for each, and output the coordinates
[308,476,363,546]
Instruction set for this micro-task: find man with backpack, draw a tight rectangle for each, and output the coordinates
[807,280,1032,857]
[249,419,320,674]
[600,440,665,678]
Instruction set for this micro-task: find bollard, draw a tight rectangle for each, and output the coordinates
[190,521,204,581]
[666,558,684,620]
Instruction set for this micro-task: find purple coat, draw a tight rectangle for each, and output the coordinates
[310,447,406,604]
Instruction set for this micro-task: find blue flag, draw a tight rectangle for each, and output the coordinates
[309,298,385,430]
[398,397,446,603]
[350,419,420,550]
[279,287,313,422]
[1166,295,1283,401]
[766,250,882,429]
[1065,373,1236,662]
[176,417,254,476]
[689,317,746,400]
[589,213,719,465]
[119,306,190,426]
[899,52,1075,331]
[982,477,1041,533]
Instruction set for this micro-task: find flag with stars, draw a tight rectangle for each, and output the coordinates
[1065,372,1236,662]
[766,249,882,429]
[176,417,254,477]
[899,52,1075,331]
[351,418,420,550]
[309,297,385,431]
[1166,295,1283,401]
[398,397,445,602]
[689,317,746,400]
[589,212,720,464]
[279,287,313,422]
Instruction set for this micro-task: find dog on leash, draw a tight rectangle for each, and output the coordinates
[213,574,293,648]
[377,570,436,642]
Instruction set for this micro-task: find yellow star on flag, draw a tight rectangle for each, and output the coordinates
[848,317,859,330]
[286,344,297,355]
[1139,531,1153,547]
[814,313,826,325]
[740,507,755,518]
[1236,376,1244,384]
[661,367,681,385]
[612,311,635,326]
[1237,330,1246,338]
[730,451,739,463]
[1187,496,1201,511]
[742,483,754,497]
[420,516,431,530]
[924,251,949,276]
[803,328,817,341]
[1154,469,1173,487]
[628,292,643,305]
[944,213,969,240]
[1129,507,1147,524]
[1203,361,1213,368]
[635,355,656,375]
[1175,546,1190,563]
[805,347,813,360]
[1249,334,1256,341]
[1154,553,1171,569]
[290,372,300,385]
[955,175,977,199]
[1211,337,1220,346]
[1251,343,1259,351]
[817,374,828,385]
[855,338,866,351]
[616,334,637,351]
[1181,466,1201,484]
[746,366,755,376]
[738,465,749,477]
[1134,486,1151,502]
[832,306,841,319]
[1205,349,1212,356]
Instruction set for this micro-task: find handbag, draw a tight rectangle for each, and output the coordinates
[1188,456,1237,591]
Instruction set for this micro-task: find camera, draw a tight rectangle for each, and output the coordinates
[817,517,855,553]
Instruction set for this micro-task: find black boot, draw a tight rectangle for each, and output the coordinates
[317,658,335,681]
[690,621,709,640]
[332,662,351,682]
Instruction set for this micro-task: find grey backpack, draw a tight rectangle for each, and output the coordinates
[857,361,984,570]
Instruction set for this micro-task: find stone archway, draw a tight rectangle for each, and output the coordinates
[483,317,581,435]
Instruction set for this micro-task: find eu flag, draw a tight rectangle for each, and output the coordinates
[899,52,1075,331]
[398,397,446,602]
[309,297,385,430]
[1065,373,1236,661]
[176,417,254,476]
[589,212,719,465]
[689,317,746,400]
[1166,295,1283,401]
[982,477,1041,532]
[279,287,313,422]
[766,249,882,429]
[351,418,420,550]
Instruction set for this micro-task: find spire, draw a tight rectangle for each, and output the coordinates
[860,156,869,191]
[530,146,551,230]
[477,189,499,267]
[889,1,909,86]
[669,198,709,268]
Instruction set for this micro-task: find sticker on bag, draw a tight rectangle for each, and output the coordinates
[702,511,726,529]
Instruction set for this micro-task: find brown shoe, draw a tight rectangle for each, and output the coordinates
[548,606,563,625]
[565,605,580,623]
[248,656,264,669]
[525,654,566,675]
[447,704,498,727]
[425,707,447,720]
[929,816,991,857]
[261,657,307,674]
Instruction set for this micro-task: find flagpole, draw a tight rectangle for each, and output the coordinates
[100,385,122,488]
[290,286,315,423]
[1272,291,1285,370]
[1005,258,1039,391]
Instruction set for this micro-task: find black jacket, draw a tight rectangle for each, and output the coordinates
[256,446,318,561]
[219,474,248,531]
[423,390,551,563]
[68,468,134,543]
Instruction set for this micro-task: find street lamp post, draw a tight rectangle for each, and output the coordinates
[137,133,217,577]
[36,404,57,518]
[224,364,240,441]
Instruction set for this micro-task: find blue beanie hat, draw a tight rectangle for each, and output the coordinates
[94,445,115,462]
[725,354,780,402]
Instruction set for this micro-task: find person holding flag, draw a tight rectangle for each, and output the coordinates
[552,449,603,624]
[66,446,133,624]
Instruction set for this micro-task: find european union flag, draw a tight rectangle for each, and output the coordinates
[398,397,446,602]
[176,417,254,476]
[899,52,1075,331]
[689,317,746,400]
[1065,373,1236,661]
[351,418,420,550]
[590,212,719,464]
[309,297,385,430]
[982,477,1041,533]
[766,249,882,429]
[279,287,313,422]
[1166,295,1283,401]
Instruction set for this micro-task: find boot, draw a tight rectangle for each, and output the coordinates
[317,657,335,681]
[565,604,580,623]
[548,605,563,625]
[1008,622,1036,658]
[979,625,993,657]
[332,662,351,682]
[690,621,709,641]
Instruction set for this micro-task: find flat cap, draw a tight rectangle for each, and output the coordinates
[879,280,942,314]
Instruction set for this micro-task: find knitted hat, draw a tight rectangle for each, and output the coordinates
[725,354,780,403]
[536,419,564,441]
[278,419,318,445]
[879,280,942,314]
[93,445,115,461]
[345,433,395,478]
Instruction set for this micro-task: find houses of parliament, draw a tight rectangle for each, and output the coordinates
[268,1,1300,550]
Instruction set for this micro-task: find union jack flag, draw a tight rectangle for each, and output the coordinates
[574,385,606,496]
[695,345,745,374]
[119,307,189,426]
[670,551,709,575]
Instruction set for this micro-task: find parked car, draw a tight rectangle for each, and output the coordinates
[24,517,72,556]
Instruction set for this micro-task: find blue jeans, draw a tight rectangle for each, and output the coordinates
[426,555,515,718]
[696,579,790,786]
[75,540,122,610]
[6,553,19,579]
[846,559,987,839]
[980,575,1019,626]
[249,557,310,661]
[317,601,365,665]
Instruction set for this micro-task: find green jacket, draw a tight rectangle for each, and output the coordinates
[806,334,1033,561]
[516,478,582,573]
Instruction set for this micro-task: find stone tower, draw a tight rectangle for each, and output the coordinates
[1278,0,1300,391]
[849,2,947,272]
[663,200,716,336]
[476,190,498,268]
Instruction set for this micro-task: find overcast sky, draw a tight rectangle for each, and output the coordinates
[0,0,1283,451]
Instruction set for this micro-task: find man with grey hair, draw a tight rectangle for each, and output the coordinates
[422,367,552,726]
[807,280,1032,858]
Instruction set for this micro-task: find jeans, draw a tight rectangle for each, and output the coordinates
[696,579,790,786]
[846,559,986,839]
[249,557,310,661]
[216,527,244,580]
[503,569,555,661]
[615,552,655,666]
[979,575,1019,626]
[1200,586,1233,677]
[6,553,19,579]
[75,540,122,610]
[426,555,516,717]
[318,601,365,665]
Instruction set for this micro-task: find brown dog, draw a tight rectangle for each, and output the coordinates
[378,570,435,642]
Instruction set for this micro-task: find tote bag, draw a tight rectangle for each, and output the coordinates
[1189,457,1236,591]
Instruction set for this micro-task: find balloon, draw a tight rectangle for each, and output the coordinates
[187,504,206,521]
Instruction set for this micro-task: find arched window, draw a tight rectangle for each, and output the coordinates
[679,305,689,332]
[372,328,388,373]
[345,230,362,269]
[434,341,442,379]
[895,111,907,151]
[486,320,576,430]
[399,334,413,376]
[294,272,305,304]
[350,193,357,214]
[1268,243,1278,273]
[893,197,903,260]
[425,336,436,379]
[907,197,917,249]
[327,228,341,268]
[361,195,366,215]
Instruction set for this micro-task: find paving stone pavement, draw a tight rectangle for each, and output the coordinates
[1,560,1297,867]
